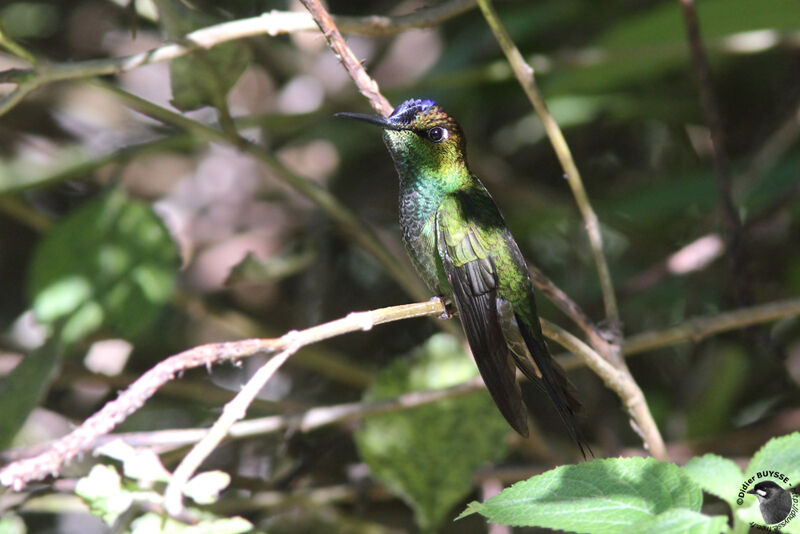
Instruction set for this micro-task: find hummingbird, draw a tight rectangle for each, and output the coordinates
[337,99,588,455]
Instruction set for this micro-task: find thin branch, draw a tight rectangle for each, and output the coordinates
[622,296,800,356]
[164,342,300,516]
[0,301,444,490]
[475,0,620,329]
[0,2,475,119]
[529,265,612,353]
[3,296,799,478]
[679,0,750,308]
[299,0,391,116]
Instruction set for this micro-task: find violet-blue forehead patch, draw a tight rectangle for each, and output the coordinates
[390,98,436,124]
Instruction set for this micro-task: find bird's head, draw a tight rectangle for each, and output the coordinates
[748,480,785,501]
[336,99,467,177]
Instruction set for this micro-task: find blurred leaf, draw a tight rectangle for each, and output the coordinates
[28,188,178,345]
[155,0,251,112]
[0,339,62,450]
[460,457,703,532]
[96,439,171,483]
[548,0,800,93]
[184,471,231,505]
[76,465,135,525]
[683,453,744,508]
[686,344,748,438]
[0,513,26,534]
[77,465,251,533]
[354,334,509,533]
[225,248,316,286]
[131,513,253,534]
[0,144,95,195]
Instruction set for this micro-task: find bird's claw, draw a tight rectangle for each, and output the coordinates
[429,296,455,320]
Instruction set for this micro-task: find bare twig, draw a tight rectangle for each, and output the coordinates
[679,0,750,308]
[164,342,300,516]
[299,0,392,116]
[622,296,800,356]
[475,0,620,329]
[0,301,443,490]
[0,2,475,119]
[529,265,612,353]
[3,296,799,481]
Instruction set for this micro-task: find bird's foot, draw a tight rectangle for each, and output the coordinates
[429,296,455,319]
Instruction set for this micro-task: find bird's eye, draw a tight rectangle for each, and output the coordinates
[427,126,448,142]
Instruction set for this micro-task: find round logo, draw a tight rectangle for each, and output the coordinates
[737,470,798,531]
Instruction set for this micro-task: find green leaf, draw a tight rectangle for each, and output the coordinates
[184,471,231,505]
[75,465,133,525]
[95,440,171,483]
[155,0,251,112]
[548,0,800,93]
[354,334,509,533]
[461,457,703,533]
[631,509,728,534]
[683,453,744,507]
[0,512,26,534]
[0,339,62,449]
[28,188,178,345]
[746,432,800,482]
[686,345,749,439]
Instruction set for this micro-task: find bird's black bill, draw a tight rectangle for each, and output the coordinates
[334,112,406,130]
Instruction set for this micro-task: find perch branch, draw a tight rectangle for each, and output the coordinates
[3,296,799,482]
[0,301,443,490]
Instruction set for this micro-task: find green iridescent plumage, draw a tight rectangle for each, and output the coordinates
[337,100,588,455]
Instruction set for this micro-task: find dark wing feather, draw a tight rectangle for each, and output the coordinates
[514,309,591,457]
[435,216,529,436]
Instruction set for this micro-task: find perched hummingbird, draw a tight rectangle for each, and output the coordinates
[336,99,588,455]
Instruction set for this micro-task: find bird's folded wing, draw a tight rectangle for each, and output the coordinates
[435,200,528,436]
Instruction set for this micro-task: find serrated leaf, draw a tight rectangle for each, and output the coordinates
[683,453,743,506]
[184,471,231,505]
[28,188,177,345]
[746,432,800,482]
[631,509,727,534]
[354,334,509,533]
[461,457,703,533]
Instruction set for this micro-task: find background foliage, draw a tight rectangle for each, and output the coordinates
[0,0,799,532]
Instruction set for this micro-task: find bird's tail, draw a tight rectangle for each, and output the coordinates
[514,312,592,458]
